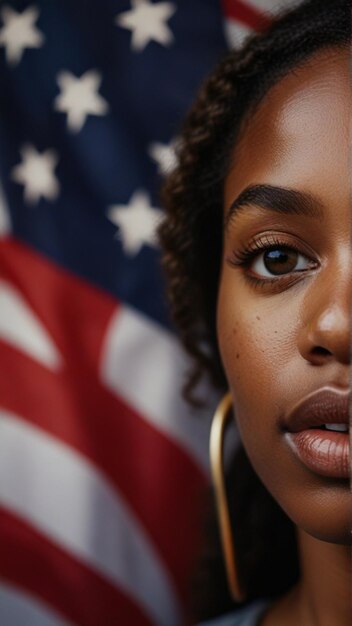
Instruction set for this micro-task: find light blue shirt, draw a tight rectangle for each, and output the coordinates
[197,599,271,626]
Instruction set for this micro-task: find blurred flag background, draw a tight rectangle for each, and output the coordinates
[0,1,290,625]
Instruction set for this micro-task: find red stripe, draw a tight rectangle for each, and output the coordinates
[0,345,205,604]
[0,238,117,370]
[0,238,207,608]
[222,0,272,31]
[0,507,153,626]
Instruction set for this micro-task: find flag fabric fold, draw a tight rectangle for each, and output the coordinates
[0,1,287,624]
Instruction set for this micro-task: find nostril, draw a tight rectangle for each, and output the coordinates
[312,347,331,357]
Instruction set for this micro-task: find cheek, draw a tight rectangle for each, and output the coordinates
[217,273,351,544]
[216,273,298,433]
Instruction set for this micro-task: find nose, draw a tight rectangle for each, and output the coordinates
[297,265,351,367]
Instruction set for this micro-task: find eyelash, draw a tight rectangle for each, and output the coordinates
[228,235,316,288]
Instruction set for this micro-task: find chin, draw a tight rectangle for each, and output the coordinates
[245,450,352,547]
[278,480,351,546]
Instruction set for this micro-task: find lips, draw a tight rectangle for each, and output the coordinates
[282,387,350,479]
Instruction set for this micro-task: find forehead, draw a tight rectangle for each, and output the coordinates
[224,47,350,212]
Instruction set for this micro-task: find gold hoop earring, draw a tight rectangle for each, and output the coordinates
[209,392,246,603]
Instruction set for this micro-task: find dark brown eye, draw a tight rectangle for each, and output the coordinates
[263,248,298,275]
[251,246,311,278]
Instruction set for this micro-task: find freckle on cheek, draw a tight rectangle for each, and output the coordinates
[256,315,261,321]
[236,353,240,359]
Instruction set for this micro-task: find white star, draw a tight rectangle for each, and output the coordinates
[0,5,44,66]
[116,0,176,52]
[148,139,178,176]
[54,69,109,133]
[12,144,60,205]
[107,190,163,256]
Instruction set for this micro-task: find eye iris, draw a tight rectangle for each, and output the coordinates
[263,247,298,275]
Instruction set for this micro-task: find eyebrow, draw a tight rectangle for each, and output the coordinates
[224,184,324,230]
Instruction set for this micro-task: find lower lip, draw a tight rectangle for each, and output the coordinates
[285,429,350,479]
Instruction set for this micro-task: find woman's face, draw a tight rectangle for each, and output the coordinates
[217,48,350,543]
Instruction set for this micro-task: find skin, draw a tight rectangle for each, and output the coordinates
[216,48,351,626]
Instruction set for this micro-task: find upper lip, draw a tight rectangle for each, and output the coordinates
[282,387,350,433]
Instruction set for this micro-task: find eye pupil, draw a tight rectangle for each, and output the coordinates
[264,247,298,275]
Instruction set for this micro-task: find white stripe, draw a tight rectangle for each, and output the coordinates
[0,280,63,370]
[224,18,252,47]
[0,181,11,237]
[100,305,218,471]
[0,411,182,626]
[0,582,73,626]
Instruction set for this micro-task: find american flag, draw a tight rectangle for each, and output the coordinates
[0,1,289,625]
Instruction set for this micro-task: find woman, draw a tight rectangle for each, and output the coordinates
[159,1,351,625]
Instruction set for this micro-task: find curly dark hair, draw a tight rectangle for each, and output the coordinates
[159,0,351,621]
